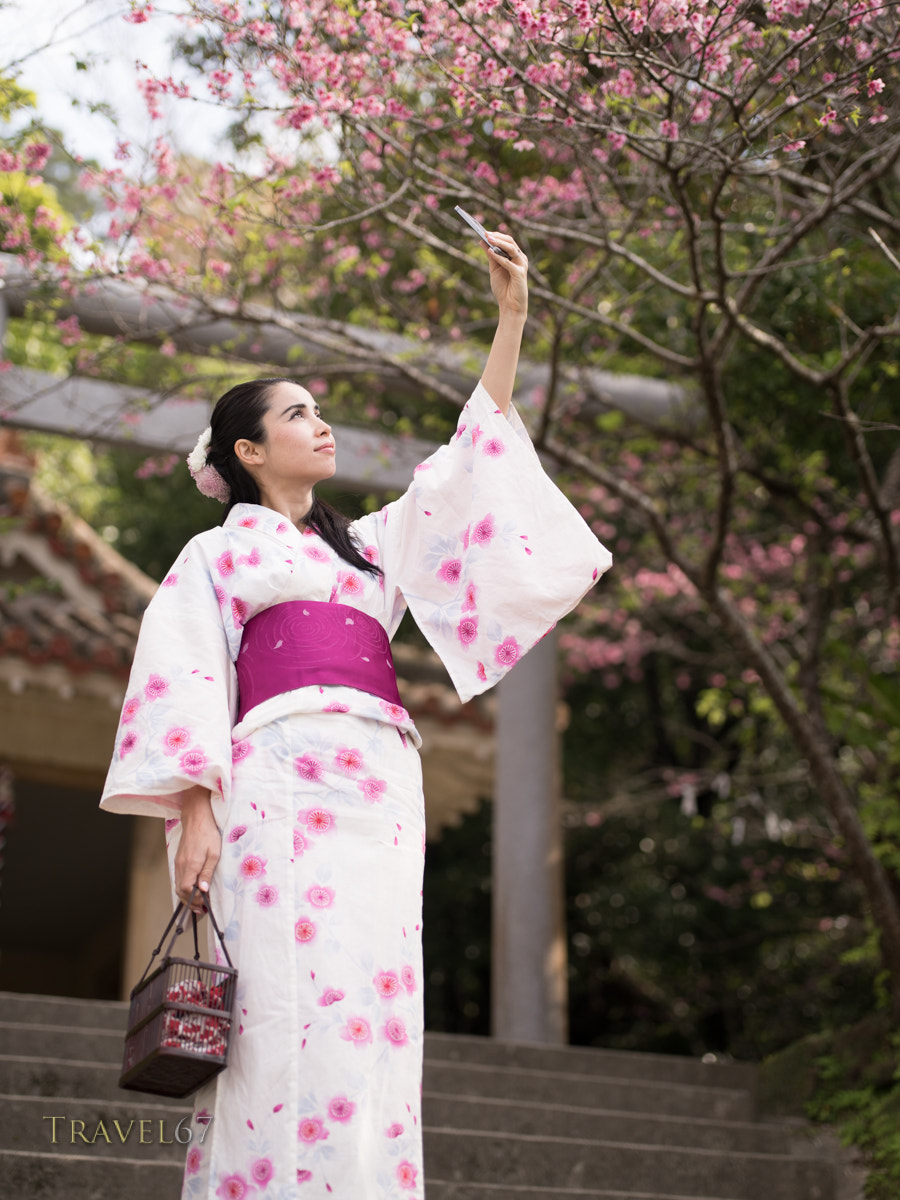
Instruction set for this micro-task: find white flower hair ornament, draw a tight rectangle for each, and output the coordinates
[186,426,230,503]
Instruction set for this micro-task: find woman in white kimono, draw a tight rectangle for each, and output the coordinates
[102,229,612,1200]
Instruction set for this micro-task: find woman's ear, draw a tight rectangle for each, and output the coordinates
[234,438,264,469]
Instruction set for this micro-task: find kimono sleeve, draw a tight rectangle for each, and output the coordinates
[376,380,612,703]
[100,532,238,821]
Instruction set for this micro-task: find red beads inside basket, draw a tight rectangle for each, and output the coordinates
[162,979,229,1057]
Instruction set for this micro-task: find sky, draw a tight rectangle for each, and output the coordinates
[0,0,230,164]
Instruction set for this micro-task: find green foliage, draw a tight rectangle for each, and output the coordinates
[795,1019,900,1200]
[422,802,492,1036]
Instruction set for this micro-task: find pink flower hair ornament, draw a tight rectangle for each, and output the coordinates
[187,426,230,503]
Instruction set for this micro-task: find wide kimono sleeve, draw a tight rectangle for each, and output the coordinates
[372,379,612,703]
[100,531,240,822]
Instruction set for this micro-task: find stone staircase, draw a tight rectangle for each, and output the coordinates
[0,990,845,1199]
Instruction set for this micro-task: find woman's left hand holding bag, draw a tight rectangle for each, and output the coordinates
[174,784,222,912]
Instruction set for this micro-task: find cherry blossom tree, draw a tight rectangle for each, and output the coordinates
[4,0,900,1011]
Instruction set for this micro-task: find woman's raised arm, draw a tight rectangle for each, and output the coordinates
[478,230,529,417]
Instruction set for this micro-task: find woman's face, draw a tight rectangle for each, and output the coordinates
[239,381,336,490]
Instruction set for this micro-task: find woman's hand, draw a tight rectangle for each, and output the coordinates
[174,785,221,912]
[483,230,528,320]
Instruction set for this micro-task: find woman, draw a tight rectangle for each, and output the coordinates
[102,229,612,1200]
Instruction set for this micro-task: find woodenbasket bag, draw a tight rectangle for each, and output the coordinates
[119,886,237,1099]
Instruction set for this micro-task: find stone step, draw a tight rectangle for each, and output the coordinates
[1,1094,190,1162]
[422,1093,790,1155]
[0,1149,182,1198]
[0,1089,789,1162]
[0,1051,753,1123]
[0,1023,124,1065]
[427,1188,739,1200]
[0,1152,739,1200]
[0,991,754,1092]
[0,992,129,1030]
[424,1128,834,1200]
[425,1032,756,1097]
[422,1060,752,1122]
[0,1056,188,1106]
[0,1127,835,1200]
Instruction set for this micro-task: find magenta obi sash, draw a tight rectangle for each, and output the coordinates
[235,601,402,723]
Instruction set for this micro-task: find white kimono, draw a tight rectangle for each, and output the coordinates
[101,382,612,1200]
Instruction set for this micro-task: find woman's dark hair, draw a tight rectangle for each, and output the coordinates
[207,377,382,577]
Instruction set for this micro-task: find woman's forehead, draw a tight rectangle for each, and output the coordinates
[267,380,318,413]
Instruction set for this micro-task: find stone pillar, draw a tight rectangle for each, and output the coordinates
[121,816,189,1000]
[491,631,568,1044]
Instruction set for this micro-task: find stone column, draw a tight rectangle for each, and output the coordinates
[491,631,568,1044]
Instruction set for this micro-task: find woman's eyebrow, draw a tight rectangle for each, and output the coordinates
[280,402,320,417]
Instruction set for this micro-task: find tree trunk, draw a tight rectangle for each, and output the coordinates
[709,586,900,1019]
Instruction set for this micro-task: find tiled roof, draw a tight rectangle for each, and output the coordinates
[0,438,155,678]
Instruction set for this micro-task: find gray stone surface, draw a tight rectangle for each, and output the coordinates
[0,991,843,1200]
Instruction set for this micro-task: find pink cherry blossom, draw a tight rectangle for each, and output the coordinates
[293,828,308,855]
[384,1017,409,1047]
[216,1174,250,1200]
[179,748,208,777]
[386,1123,404,1138]
[295,753,324,781]
[297,1116,329,1143]
[397,1160,418,1189]
[471,514,495,545]
[305,807,334,833]
[358,776,387,802]
[483,437,505,456]
[495,637,521,667]
[228,825,247,842]
[240,854,267,879]
[339,571,362,594]
[316,988,345,1008]
[185,1147,202,1175]
[318,987,345,1006]
[401,965,416,994]
[307,885,335,907]
[334,746,363,775]
[462,583,478,612]
[437,558,462,584]
[120,731,138,756]
[144,674,169,701]
[216,551,235,577]
[374,970,400,998]
[251,1158,274,1184]
[294,918,316,943]
[256,884,279,906]
[340,1016,373,1046]
[164,727,191,756]
[232,739,253,763]
[457,617,478,646]
[379,701,407,722]
[327,1096,356,1123]
[122,697,141,723]
[297,1170,313,1183]
[231,597,249,627]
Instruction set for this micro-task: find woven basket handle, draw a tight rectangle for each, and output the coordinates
[137,886,235,987]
